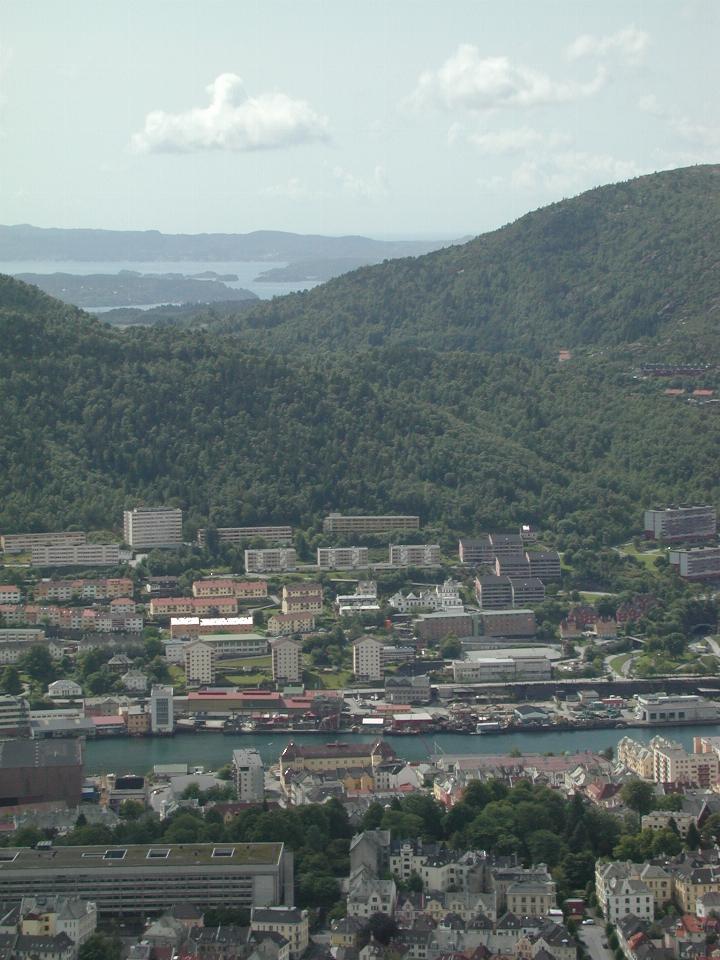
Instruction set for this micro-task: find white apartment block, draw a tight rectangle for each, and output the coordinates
[233,748,265,803]
[668,547,720,580]
[150,685,174,734]
[452,656,552,683]
[389,544,441,567]
[198,526,293,547]
[604,878,654,923]
[635,693,718,724]
[317,547,370,570]
[1,531,87,554]
[644,505,717,541]
[30,543,121,568]
[183,641,216,685]
[245,548,297,573]
[352,635,384,681]
[123,507,183,549]
[270,637,302,684]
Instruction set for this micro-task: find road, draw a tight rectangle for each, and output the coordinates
[579,921,613,960]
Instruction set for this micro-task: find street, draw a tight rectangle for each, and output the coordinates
[579,921,614,960]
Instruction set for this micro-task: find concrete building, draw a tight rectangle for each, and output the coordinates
[184,640,216,685]
[170,615,254,638]
[510,578,546,605]
[233,748,265,803]
[635,693,718,724]
[151,596,240,618]
[452,656,552,683]
[352,635,384,681]
[475,576,513,610]
[1,531,87,554]
[495,556,531,578]
[30,543,121,568]
[0,843,293,915]
[267,612,315,637]
[317,547,369,570]
[669,547,720,580]
[478,609,536,637]
[389,544,441,567]
[245,548,297,573]
[458,536,494,565]
[123,507,183,549]
[644,505,717,541]
[150,685,174,734]
[415,611,474,643]
[323,514,420,535]
[190,633,268,659]
[198,526,293,547]
[0,737,83,810]
[0,694,31,738]
[251,907,308,958]
[270,637,302,684]
[192,578,268,599]
[281,582,323,614]
[526,551,561,580]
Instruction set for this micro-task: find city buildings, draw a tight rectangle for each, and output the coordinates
[323,514,420,534]
[0,694,31,738]
[183,640,216,685]
[150,685,174,734]
[669,546,720,580]
[30,543,121,568]
[267,612,316,636]
[458,536,494,564]
[389,544,441,567]
[169,615,253,638]
[389,579,463,613]
[281,582,323,614]
[526,550,561,580]
[192,578,268,599]
[475,576,513,609]
[197,525,293,547]
[279,739,395,792]
[618,735,720,787]
[1,531,87,554]
[123,506,183,549]
[47,679,83,698]
[0,843,293,915]
[270,637,302,684]
[317,546,369,570]
[508,578,546,605]
[150,596,240,618]
[335,581,380,616]
[245,548,297,573]
[251,907,308,958]
[634,693,718,724]
[644,505,717,541]
[352,635,384,681]
[0,584,21,603]
[414,611,474,643]
[477,609,536,637]
[233,748,265,803]
[452,656,552,683]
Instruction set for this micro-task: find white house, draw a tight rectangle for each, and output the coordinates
[47,679,83,698]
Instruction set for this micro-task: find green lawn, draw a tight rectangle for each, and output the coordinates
[303,668,353,690]
[218,655,271,670]
[616,540,664,572]
[609,652,633,674]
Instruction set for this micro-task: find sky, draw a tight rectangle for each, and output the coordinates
[0,0,718,239]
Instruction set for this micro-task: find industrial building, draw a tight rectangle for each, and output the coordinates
[0,737,84,811]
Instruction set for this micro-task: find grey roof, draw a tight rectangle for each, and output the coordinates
[0,738,83,770]
[252,907,305,924]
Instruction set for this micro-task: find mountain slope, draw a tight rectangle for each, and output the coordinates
[222,164,720,357]
[1,275,718,548]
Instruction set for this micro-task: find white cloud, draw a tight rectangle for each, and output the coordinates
[507,151,640,193]
[409,44,605,112]
[261,177,314,201]
[455,125,571,155]
[332,164,388,200]
[131,73,329,153]
[638,95,720,153]
[566,25,649,63]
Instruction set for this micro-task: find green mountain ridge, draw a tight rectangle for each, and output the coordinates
[219,164,720,359]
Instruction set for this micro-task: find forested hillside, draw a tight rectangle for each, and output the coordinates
[1,273,718,547]
[220,165,720,358]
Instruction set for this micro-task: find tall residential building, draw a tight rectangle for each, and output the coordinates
[526,550,561,580]
[270,637,302,684]
[317,546,369,570]
[323,514,420,535]
[232,748,265,803]
[123,507,183,549]
[644,505,717,541]
[458,536,494,565]
[183,641,216,686]
[245,548,297,573]
[352,635,384,681]
[475,575,513,609]
[388,544,441,567]
[150,685,174,734]
[30,543,121,568]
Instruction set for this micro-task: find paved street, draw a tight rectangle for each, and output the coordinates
[579,921,614,960]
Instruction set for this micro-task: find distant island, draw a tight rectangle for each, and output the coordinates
[14,271,258,309]
[255,257,379,282]
[0,224,446,262]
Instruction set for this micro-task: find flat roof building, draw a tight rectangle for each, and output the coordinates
[317,547,369,570]
[0,737,83,810]
[644,506,716,542]
[30,544,121,569]
[0,842,292,916]
[668,547,720,580]
[1,531,87,554]
[123,507,183,549]
[388,544,441,567]
[245,548,297,573]
[323,514,420,535]
[198,526,293,547]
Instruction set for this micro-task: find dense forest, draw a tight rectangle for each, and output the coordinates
[216,165,720,359]
[1,166,720,545]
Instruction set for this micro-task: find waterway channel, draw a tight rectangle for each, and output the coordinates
[82,724,720,775]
